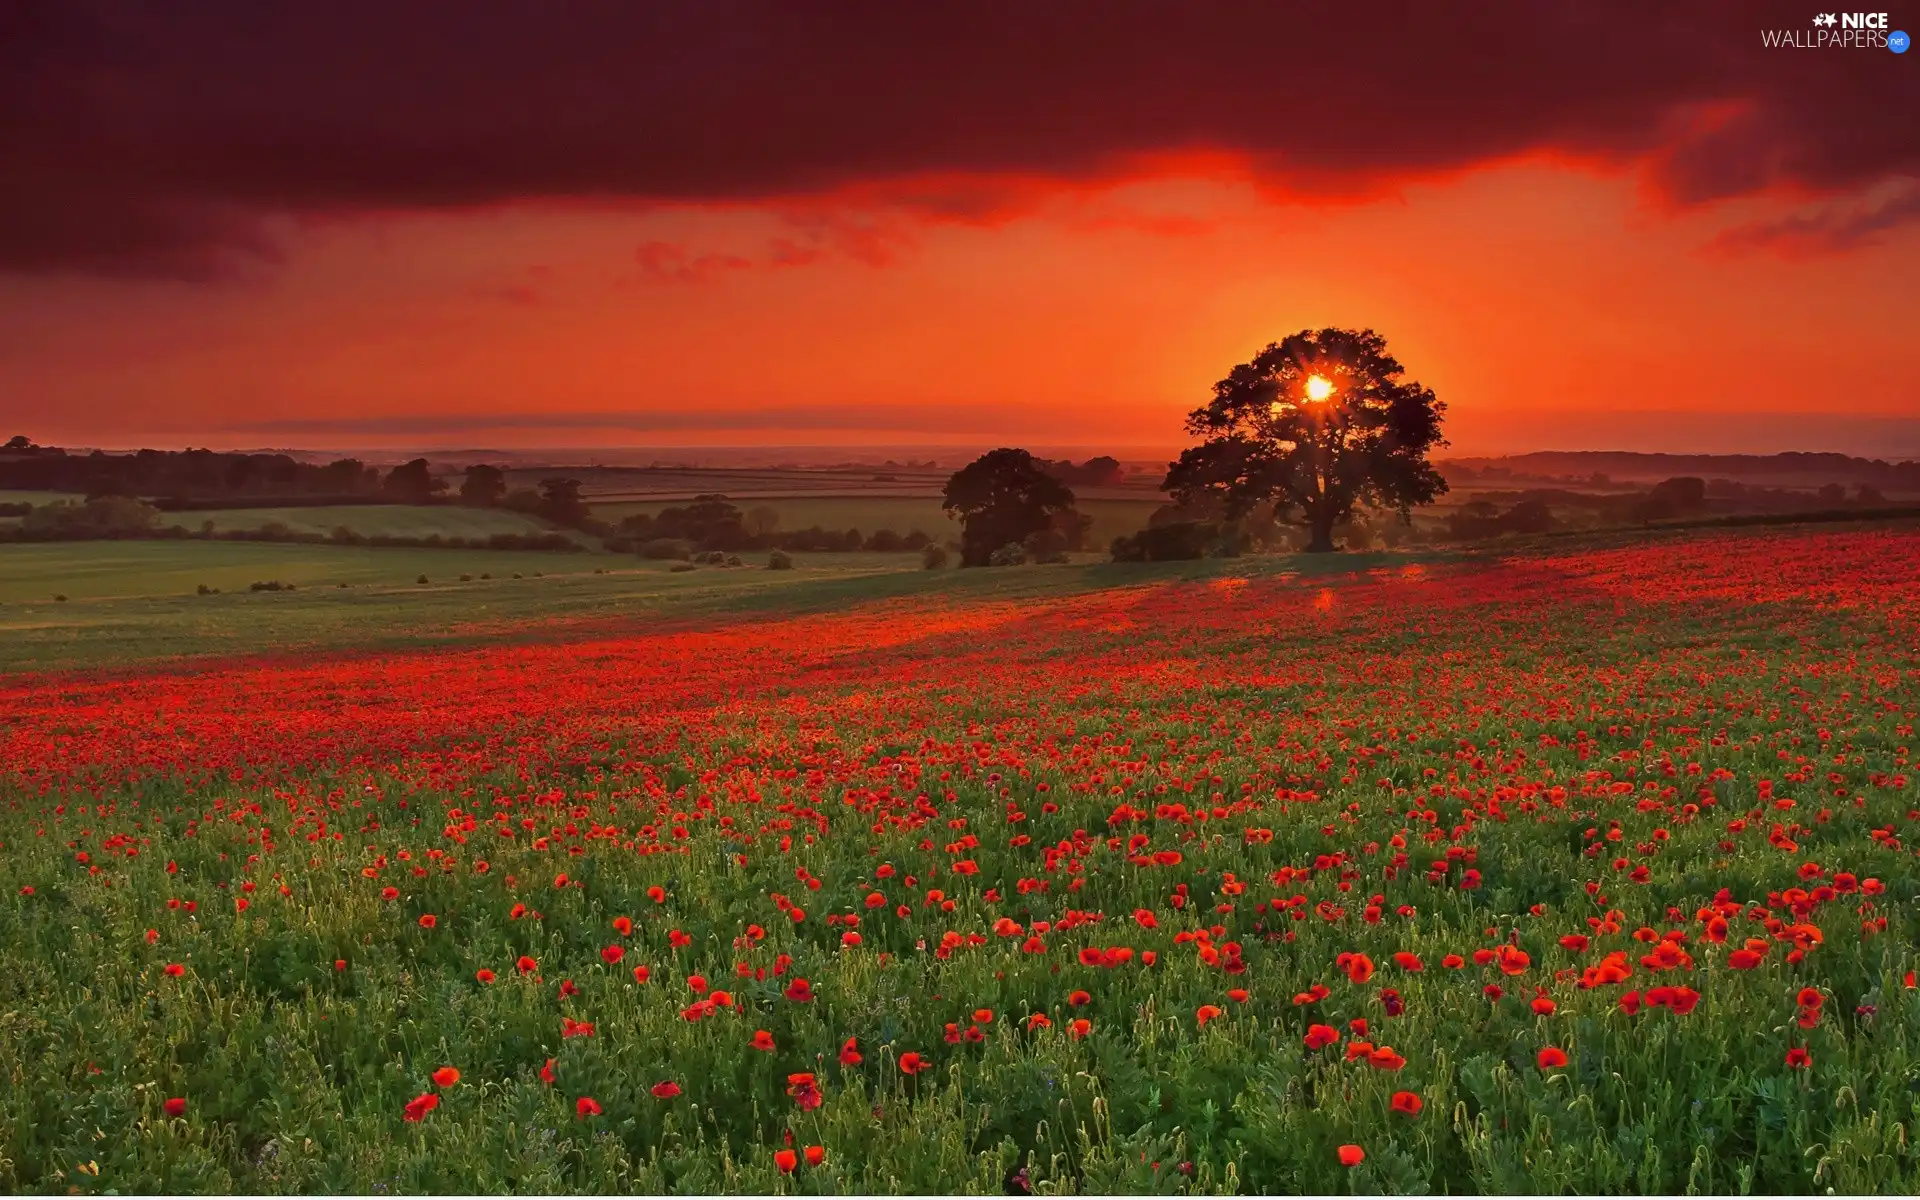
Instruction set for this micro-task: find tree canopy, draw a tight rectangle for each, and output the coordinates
[942,448,1080,566]
[1164,327,1448,552]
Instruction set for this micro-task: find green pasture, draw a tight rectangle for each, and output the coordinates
[171,504,570,540]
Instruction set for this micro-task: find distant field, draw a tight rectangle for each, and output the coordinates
[0,489,82,507]
[0,540,631,604]
[0,540,1099,671]
[171,503,572,540]
[592,495,1164,545]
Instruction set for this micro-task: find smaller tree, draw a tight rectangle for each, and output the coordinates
[460,464,508,507]
[942,448,1081,567]
[536,478,592,528]
[743,505,781,538]
[383,458,446,503]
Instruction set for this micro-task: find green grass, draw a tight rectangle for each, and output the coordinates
[593,495,1163,546]
[172,504,571,540]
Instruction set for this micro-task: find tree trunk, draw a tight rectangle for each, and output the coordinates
[1304,507,1338,553]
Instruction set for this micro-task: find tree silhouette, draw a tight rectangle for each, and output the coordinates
[1165,327,1447,552]
[460,464,507,506]
[536,478,591,528]
[942,448,1080,566]
[382,458,446,503]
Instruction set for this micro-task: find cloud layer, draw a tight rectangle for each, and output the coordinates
[6,0,1914,279]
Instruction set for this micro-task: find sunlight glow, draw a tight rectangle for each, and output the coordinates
[1304,374,1335,402]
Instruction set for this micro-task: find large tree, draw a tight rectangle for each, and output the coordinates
[942,448,1080,566]
[1165,327,1447,552]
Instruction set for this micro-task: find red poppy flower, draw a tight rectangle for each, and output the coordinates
[840,1037,863,1066]
[601,945,624,965]
[1728,948,1765,969]
[1392,952,1423,971]
[381,887,399,901]
[805,1146,825,1167]
[1226,989,1249,1004]
[1537,1047,1569,1070]
[1619,990,1642,1015]
[1068,990,1091,1006]
[786,1072,824,1110]
[751,1030,776,1051]
[899,1051,929,1075]
[612,916,633,936]
[785,977,814,1002]
[688,974,708,993]
[1070,1018,1092,1039]
[1531,995,1557,1016]
[973,1008,994,1024]
[516,955,537,973]
[1337,1145,1365,1167]
[432,1067,460,1088]
[1796,987,1823,1009]
[475,968,496,984]
[1367,1046,1406,1071]
[651,1080,681,1099]
[164,963,185,977]
[632,965,650,984]
[1785,1047,1812,1069]
[1390,1091,1422,1115]
[576,1096,602,1118]
[403,1093,440,1121]
[774,1149,798,1173]
[540,1058,556,1085]
[417,914,436,929]
[1304,1023,1340,1050]
[1442,954,1465,969]
[163,1097,187,1118]
[1027,1013,1052,1030]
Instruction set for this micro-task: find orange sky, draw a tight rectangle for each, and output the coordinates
[2,3,1915,457]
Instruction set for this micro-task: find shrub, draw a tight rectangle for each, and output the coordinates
[921,543,949,569]
[196,583,215,596]
[639,537,693,561]
[988,541,1028,567]
[459,573,472,582]
[669,562,697,573]
[53,593,67,602]
[247,580,293,592]
[1023,527,1070,564]
[767,549,794,570]
[1111,521,1213,562]
[416,574,429,584]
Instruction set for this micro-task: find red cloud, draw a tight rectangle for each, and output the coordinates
[2,0,1912,278]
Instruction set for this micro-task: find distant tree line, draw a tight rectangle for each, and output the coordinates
[602,495,940,559]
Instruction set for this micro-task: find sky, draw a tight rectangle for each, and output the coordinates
[1,0,1916,458]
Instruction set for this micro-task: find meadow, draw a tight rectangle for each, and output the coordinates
[590,495,1164,549]
[0,525,1916,1193]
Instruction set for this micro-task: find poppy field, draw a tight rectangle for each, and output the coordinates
[2,525,1918,1194]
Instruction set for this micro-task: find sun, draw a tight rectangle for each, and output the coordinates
[1304,374,1335,402]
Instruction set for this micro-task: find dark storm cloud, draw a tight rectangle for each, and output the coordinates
[3,0,1913,278]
